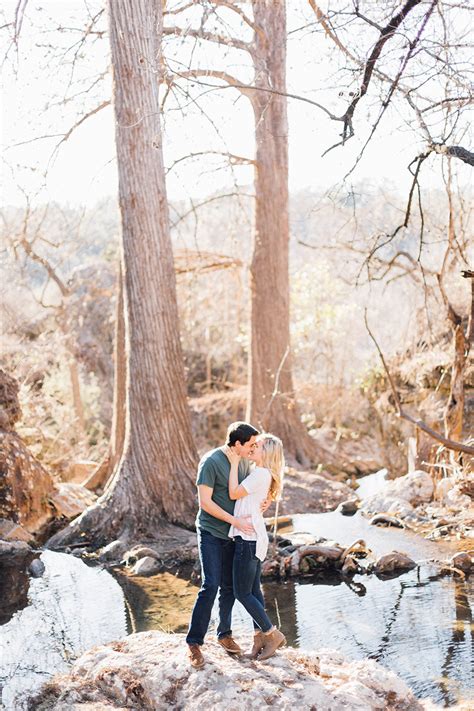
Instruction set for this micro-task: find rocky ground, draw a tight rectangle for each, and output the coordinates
[26,630,424,711]
[276,466,355,516]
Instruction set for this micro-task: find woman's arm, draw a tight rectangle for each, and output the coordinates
[228,451,248,500]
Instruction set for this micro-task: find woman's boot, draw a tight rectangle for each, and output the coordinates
[258,628,286,661]
[248,630,265,659]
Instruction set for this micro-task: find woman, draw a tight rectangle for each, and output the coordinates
[228,433,286,661]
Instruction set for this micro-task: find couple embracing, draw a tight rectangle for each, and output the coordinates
[186,421,286,668]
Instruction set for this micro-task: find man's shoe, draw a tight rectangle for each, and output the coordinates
[218,636,242,655]
[258,628,286,661]
[187,644,205,669]
[248,630,265,659]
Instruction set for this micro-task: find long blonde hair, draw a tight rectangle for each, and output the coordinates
[259,434,285,502]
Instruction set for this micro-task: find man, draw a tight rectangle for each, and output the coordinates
[186,421,261,669]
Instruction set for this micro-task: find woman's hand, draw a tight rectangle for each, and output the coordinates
[227,448,241,467]
[228,448,243,500]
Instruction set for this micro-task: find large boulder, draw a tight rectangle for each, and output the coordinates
[360,470,434,518]
[0,429,56,534]
[0,369,56,534]
[27,631,422,710]
[50,483,97,519]
[388,470,434,505]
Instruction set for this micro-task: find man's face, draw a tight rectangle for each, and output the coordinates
[234,436,257,458]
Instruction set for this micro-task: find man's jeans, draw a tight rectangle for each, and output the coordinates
[186,529,235,646]
[232,536,272,633]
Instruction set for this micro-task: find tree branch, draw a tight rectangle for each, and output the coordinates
[340,0,425,143]
[364,309,474,455]
[431,143,474,166]
[170,69,340,119]
[163,25,252,53]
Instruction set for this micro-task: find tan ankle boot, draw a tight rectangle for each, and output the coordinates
[248,630,265,659]
[258,628,286,661]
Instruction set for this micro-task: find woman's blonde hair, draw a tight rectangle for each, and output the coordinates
[258,433,285,502]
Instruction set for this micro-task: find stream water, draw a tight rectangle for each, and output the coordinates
[1,471,472,710]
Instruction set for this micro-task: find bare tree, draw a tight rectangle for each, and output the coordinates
[49,0,198,547]
[165,0,331,465]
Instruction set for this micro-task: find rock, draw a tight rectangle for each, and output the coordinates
[337,499,359,516]
[360,470,434,521]
[65,459,98,484]
[72,547,88,557]
[369,514,404,528]
[131,556,160,576]
[0,564,30,625]
[278,467,356,514]
[0,518,34,543]
[125,545,161,566]
[290,545,343,576]
[0,430,55,534]
[28,557,46,577]
[445,484,472,508]
[26,631,423,710]
[98,539,128,562]
[435,476,456,502]
[50,482,97,519]
[341,555,359,576]
[0,368,22,430]
[374,552,417,576]
[450,552,472,574]
[388,470,434,505]
[0,539,33,565]
[360,494,414,518]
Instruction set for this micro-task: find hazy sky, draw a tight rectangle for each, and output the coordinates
[1,1,471,208]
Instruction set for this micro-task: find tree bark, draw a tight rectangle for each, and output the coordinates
[247,0,321,466]
[83,261,126,491]
[49,0,198,547]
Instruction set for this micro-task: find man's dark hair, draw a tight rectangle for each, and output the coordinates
[226,421,259,447]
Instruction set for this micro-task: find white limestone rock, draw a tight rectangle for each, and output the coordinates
[27,631,423,710]
[360,470,434,517]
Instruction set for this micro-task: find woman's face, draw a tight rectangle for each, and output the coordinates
[248,439,264,465]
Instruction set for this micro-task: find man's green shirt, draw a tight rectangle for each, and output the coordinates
[196,448,250,540]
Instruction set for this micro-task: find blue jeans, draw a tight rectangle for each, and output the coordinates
[186,529,235,646]
[233,537,273,633]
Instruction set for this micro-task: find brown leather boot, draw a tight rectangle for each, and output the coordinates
[218,636,242,655]
[248,630,265,659]
[258,628,286,661]
[187,644,205,669]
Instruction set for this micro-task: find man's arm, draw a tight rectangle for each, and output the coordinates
[198,485,255,536]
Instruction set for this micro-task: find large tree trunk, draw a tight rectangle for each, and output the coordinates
[49,0,197,547]
[247,0,322,466]
[83,262,126,491]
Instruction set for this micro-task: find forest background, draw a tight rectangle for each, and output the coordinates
[1,0,473,536]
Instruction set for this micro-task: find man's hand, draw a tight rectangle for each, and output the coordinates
[233,515,255,536]
[260,498,272,514]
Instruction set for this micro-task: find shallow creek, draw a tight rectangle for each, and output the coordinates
[0,471,472,709]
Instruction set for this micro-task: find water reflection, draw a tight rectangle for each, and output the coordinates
[291,511,454,559]
[259,566,473,708]
[0,550,127,710]
[0,510,472,710]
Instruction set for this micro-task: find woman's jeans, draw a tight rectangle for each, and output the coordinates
[233,536,273,633]
[186,529,235,646]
